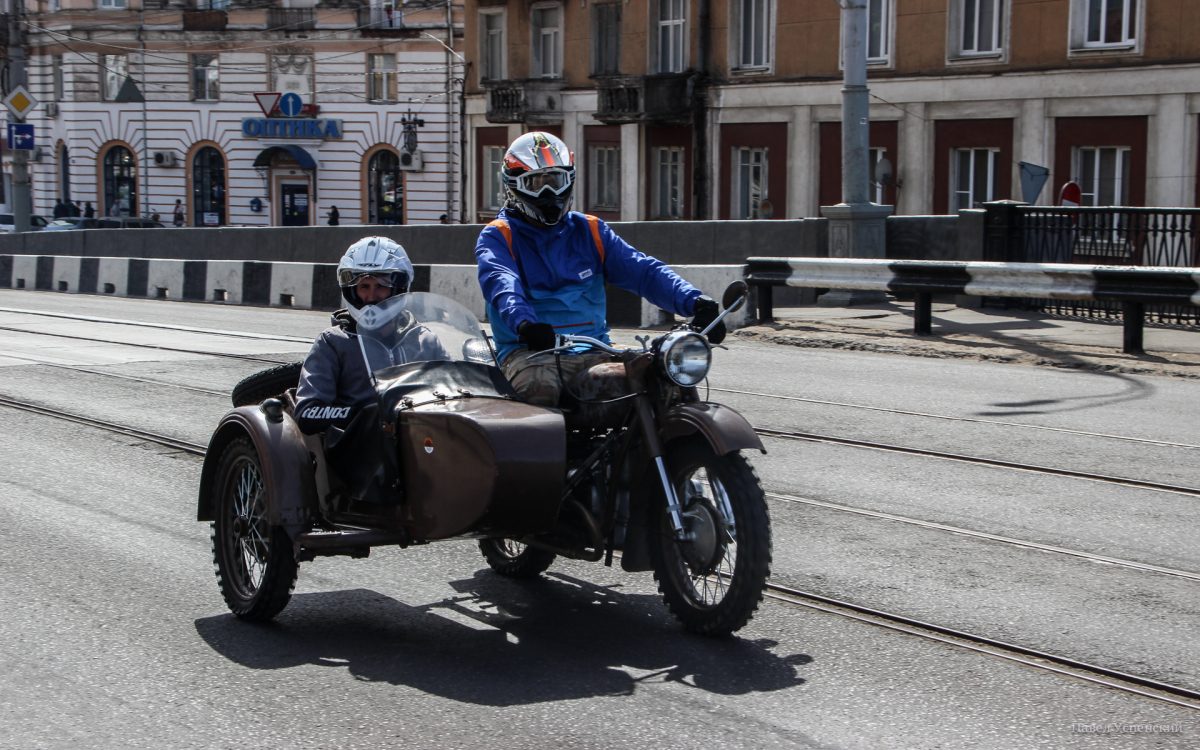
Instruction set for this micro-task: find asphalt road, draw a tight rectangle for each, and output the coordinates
[0,290,1197,749]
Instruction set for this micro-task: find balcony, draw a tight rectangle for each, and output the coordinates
[356,6,418,37]
[593,76,643,124]
[484,79,564,126]
[182,10,228,32]
[267,8,315,33]
[642,73,694,124]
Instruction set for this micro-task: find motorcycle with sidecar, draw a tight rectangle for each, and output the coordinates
[198,282,771,636]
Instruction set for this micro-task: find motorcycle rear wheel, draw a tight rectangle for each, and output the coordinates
[479,538,557,578]
[650,441,772,636]
[211,437,298,620]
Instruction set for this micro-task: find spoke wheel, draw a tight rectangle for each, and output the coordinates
[650,441,771,636]
[479,538,557,578]
[211,437,298,620]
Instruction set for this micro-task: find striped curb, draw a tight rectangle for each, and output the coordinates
[0,255,748,330]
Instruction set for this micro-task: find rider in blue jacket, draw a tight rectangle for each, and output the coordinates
[476,131,724,407]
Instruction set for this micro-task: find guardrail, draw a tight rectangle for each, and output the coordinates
[744,257,1200,354]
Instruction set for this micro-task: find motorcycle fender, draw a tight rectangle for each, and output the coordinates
[660,402,765,456]
[622,403,764,573]
[197,406,317,536]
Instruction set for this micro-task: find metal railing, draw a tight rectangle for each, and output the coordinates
[1014,206,1200,327]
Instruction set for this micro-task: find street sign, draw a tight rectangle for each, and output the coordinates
[254,92,280,117]
[3,85,37,120]
[7,123,35,151]
[279,92,303,117]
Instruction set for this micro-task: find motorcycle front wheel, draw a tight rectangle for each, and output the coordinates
[211,437,298,620]
[650,441,772,636]
[479,539,557,578]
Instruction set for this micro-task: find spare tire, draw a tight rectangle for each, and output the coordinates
[231,362,303,407]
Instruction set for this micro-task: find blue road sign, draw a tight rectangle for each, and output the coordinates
[7,123,34,150]
[279,92,303,118]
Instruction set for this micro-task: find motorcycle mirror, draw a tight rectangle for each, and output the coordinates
[721,280,748,313]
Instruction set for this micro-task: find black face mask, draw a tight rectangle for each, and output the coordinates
[518,188,572,227]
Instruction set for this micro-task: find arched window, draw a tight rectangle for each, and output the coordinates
[58,144,71,205]
[102,146,136,217]
[192,146,226,227]
[367,149,402,224]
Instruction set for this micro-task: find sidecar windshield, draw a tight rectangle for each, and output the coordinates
[356,292,494,377]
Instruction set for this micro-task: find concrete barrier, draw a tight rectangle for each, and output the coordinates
[1,254,748,331]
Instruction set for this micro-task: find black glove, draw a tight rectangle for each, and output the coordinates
[518,321,557,351]
[691,295,726,345]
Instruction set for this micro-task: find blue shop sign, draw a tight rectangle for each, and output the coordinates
[241,117,343,139]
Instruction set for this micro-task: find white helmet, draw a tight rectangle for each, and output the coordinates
[337,236,414,321]
[501,131,575,226]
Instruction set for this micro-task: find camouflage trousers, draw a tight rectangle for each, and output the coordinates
[501,349,621,409]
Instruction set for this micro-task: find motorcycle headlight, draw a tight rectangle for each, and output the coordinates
[659,330,712,387]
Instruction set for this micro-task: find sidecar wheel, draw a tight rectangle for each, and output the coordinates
[231,362,303,407]
[650,441,772,636]
[479,539,557,578]
[211,437,298,621]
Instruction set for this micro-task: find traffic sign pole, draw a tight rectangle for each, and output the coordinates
[6,10,31,233]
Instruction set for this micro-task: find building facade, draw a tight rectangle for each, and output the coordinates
[462,0,1200,223]
[5,0,464,227]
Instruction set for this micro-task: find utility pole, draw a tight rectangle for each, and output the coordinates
[6,1,31,232]
[818,0,891,306]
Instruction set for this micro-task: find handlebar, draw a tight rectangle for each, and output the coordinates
[528,334,625,359]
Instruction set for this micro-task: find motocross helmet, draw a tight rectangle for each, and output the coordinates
[337,236,414,328]
[501,131,575,227]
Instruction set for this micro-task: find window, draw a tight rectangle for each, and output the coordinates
[367,54,396,102]
[192,147,226,227]
[731,147,768,219]
[735,0,772,71]
[655,0,686,73]
[588,145,621,212]
[592,3,621,76]
[52,55,63,101]
[951,148,998,210]
[482,146,506,212]
[1078,0,1138,48]
[1074,146,1130,206]
[99,0,127,8]
[867,0,892,63]
[954,0,1003,56]
[368,150,403,224]
[191,54,219,101]
[652,147,685,219]
[480,10,505,81]
[101,54,127,101]
[196,0,231,9]
[531,4,562,78]
[102,146,136,217]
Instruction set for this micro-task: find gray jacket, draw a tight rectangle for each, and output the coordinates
[294,309,448,434]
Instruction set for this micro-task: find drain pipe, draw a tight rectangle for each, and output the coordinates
[692,0,711,220]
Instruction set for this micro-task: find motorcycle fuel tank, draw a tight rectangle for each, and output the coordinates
[396,398,566,540]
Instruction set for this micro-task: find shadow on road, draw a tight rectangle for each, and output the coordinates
[194,569,809,706]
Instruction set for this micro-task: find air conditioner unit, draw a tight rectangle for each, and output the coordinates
[44,102,59,118]
[398,149,424,171]
[153,151,177,167]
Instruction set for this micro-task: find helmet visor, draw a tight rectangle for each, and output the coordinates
[337,269,408,290]
[514,167,573,197]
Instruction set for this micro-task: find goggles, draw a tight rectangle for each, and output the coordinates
[338,269,408,290]
[512,167,573,197]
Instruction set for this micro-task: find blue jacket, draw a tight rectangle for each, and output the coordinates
[476,209,702,362]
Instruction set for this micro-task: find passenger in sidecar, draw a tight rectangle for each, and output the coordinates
[198,250,569,619]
